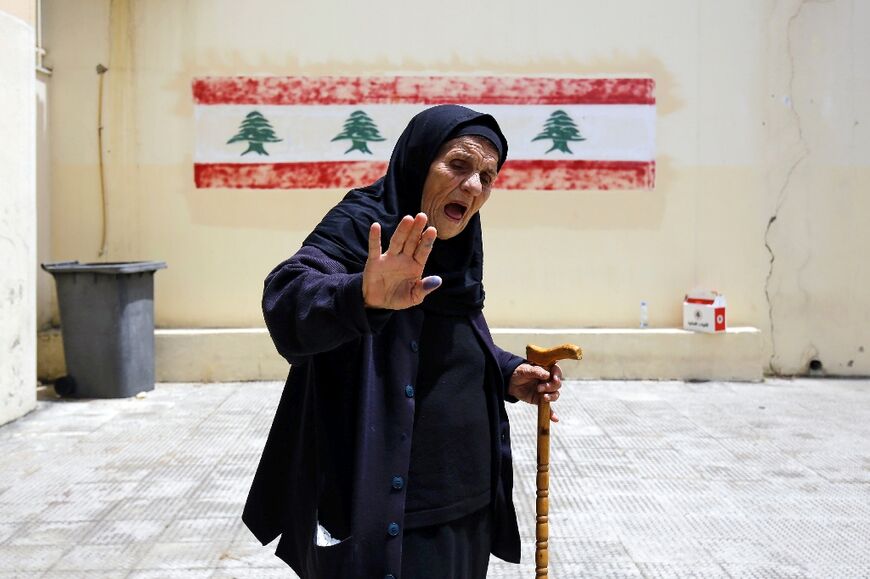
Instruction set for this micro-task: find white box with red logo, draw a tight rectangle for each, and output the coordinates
[682,289,726,333]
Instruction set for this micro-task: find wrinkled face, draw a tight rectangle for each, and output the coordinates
[420,135,499,240]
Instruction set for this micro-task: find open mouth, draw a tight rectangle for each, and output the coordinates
[444,202,468,221]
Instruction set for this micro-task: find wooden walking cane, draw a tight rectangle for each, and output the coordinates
[525,343,583,579]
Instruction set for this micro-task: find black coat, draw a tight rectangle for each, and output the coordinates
[242,245,524,578]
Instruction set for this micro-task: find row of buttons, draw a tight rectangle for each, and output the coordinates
[381,340,420,578]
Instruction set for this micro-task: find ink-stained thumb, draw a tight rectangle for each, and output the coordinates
[422,276,442,292]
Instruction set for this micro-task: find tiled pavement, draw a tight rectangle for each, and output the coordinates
[1,379,869,578]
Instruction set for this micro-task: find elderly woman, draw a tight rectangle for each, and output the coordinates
[243,105,563,579]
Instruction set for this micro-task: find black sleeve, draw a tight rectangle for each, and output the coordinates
[262,246,393,364]
[473,312,525,403]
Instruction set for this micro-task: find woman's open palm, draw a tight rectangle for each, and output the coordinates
[362,213,442,310]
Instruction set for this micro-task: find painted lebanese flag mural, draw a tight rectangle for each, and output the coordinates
[193,76,655,190]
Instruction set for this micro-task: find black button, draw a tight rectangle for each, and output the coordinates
[391,476,404,490]
[404,384,415,398]
[410,340,419,353]
[387,522,400,536]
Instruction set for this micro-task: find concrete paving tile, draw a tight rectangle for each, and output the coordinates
[635,562,730,578]
[130,571,213,579]
[41,572,122,578]
[544,561,644,578]
[7,521,96,546]
[0,501,49,524]
[0,522,19,543]
[546,538,630,563]
[531,517,620,543]
[211,539,286,570]
[0,573,41,579]
[191,478,250,503]
[32,500,118,523]
[159,517,242,544]
[697,537,803,566]
[720,563,810,578]
[683,515,768,541]
[211,453,260,467]
[55,481,140,502]
[210,464,256,481]
[773,538,870,567]
[83,519,167,545]
[0,475,71,506]
[484,558,525,578]
[608,514,694,541]
[136,542,231,570]
[50,543,150,571]
[132,478,203,499]
[102,497,190,521]
[210,569,295,579]
[175,498,244,520]
[75,465,155,484]
[620,535,714,564]
[609,436,675,450]
[232,522,258,544]
[140,463,217,483]
[693,463,766,482]
[802,566,870,579]
[623,449,702,480]
[570,462,642,479]
[587,493,673,516]
[0,545,65,571]
[599,420,667,439]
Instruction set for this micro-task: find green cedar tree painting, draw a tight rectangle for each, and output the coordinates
[227,111,282,156]
[332,110,386,154]
[532,110,586,154]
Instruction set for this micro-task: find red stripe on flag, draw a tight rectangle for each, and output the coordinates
[194,161,390,190]
[498,160,655,190]
[192,76,655,106]
[194,160,655,190]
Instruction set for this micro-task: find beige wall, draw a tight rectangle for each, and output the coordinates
[762,0,870,375]
[1,5,37,424]
[0,0,32,25]
[40,0,870,376]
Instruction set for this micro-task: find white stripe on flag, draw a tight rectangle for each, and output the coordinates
[194,104,654,164]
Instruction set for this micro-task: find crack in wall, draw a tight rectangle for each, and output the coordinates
[764,0,832,375]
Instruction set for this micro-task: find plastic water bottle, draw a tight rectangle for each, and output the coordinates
[640,301,648,328]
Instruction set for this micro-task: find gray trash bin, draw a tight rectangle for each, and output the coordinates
[41,261,167,398]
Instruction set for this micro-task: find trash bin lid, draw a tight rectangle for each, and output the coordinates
[41,261,167,275]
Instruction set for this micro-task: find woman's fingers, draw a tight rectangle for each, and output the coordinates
[537,364,562,394]
[367,214,439,309]
[401,213,428,255]
[413,226,438,265]
[367,222,382,261]
[542,390,560,402]
[388,214,433,258]
[387,215,415,255]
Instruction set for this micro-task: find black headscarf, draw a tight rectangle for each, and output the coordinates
[303,105,509,315]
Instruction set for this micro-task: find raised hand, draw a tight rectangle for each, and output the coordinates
[362,213,442,310]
